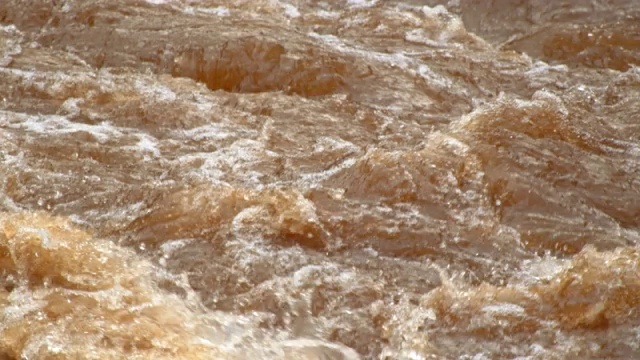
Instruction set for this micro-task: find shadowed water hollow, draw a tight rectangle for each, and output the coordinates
[1,0,640,359]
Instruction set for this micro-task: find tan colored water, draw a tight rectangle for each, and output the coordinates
[1,0,640,358]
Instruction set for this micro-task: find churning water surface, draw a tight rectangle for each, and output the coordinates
[1,0,640,359]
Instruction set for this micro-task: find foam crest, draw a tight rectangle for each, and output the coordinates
[0,212,221,359]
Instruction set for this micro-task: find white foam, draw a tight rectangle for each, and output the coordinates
[123,133,161,158]
[0,24,23,67]
[299,157,357,184]
[4,286,47,323]
[282,3,301,18]
[134,79,177,103]
[144,0,173,4]
[184,6,230,16]
[280,338,360,360]
[525,61,569,89]
[60,2,73,13]
[77,201,147,228]
[308,32,413,69]
[525,61,568,77]
[441,135,469,154]
[0,24,20,33]
[175,139,277,185]
[160,239,193,258]
[532,89,568,116]
[309,31,457,95]
[420,5,468,43]
[470,353,491,360]
[180,123,252,142]
[59,98,84,117]
[421,4,450,17]
[417,64,452,89]
[316,10,340,19]
[405,29,447,48]
[312,136,360,154]
[0,111,122,143]
[406,351,427,360]
[347,0,378,8]
[512,255,569,286]
[292,264,329,287]
[482,303,526,316]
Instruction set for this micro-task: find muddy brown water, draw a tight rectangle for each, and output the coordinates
[1,0,640,359]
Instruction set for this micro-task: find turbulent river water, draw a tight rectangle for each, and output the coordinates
[1,0,640,359]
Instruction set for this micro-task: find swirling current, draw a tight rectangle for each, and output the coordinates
[1,1,640,359]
